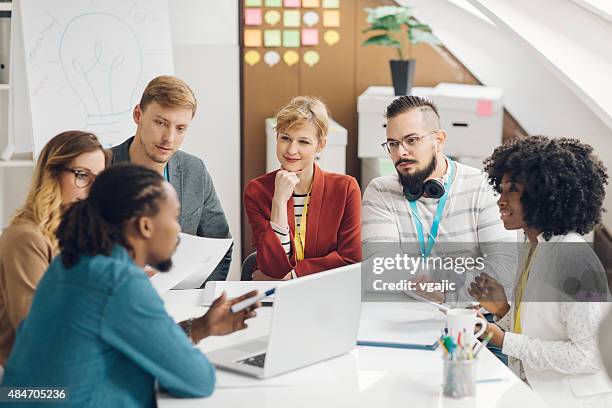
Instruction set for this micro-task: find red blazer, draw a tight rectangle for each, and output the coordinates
[244,164,362,278]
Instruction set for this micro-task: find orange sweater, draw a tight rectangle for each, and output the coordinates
[244,164,362,278]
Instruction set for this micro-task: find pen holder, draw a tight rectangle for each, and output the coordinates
[442,356,476,398]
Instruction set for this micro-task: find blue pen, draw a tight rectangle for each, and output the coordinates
[230,288,275,313]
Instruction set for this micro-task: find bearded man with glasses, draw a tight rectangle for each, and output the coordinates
[361,95,517,307]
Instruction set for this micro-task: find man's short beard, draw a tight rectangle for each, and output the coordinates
[156,235,181,273]
[396,152,437,197]
[155,259,173,272]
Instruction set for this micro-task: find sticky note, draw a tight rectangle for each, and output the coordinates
[245,0,262,6]
[283,30,300,47]
[302,0,320,7]
[323,10,340,27]
[244,50,261,66]
[284,0,301,6]
[303,11,319,27]
[264,10,281,25]
[283,10,300,27]
[245,9,263,26]
[322,0,339,8]
[264,30,282,47]
[265,0,282,6]
[244,29,262,47]
[284,50,300,66]
[264,51,281,66]
[301,29,319,46]
[324,30,340,46]
[476,100,494,116]
[303,50,320,67]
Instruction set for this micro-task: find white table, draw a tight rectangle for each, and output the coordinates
[157,290,549,408]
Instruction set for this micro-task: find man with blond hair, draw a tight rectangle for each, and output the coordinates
[111,75,231,281]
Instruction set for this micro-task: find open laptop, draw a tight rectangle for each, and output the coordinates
[206,263,361,379]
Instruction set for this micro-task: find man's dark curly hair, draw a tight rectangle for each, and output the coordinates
[483,136,608,241]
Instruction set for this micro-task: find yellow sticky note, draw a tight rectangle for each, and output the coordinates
[302,0,320,7]
[244,29,262,47]
[283,30,300,47]
[283,50,300,66]
[244,50,261,66]
[324,30,340,46]
[264,30,282,47]
[245,0,263,6]
[283,10,300,27]
[323,10,340,27]
[322,0,339,8]
[264,10,281,26]
[303,50,320,67]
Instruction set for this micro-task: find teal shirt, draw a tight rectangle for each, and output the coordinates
[1,246,215,407]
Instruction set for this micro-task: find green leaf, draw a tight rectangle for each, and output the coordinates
[409,29,441,45]
[362,34,401,48]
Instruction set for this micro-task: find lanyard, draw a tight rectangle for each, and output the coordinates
[407,158,455,258]
[294,189,311,261]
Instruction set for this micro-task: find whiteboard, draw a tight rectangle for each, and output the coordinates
[13,0,174,155]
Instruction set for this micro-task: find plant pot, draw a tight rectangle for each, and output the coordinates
[389,59,416,96]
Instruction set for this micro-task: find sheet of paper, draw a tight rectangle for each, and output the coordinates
[358,302,444,345]
[245,0,263,6]
[149,233,232,294]
[284,0,301,7]
[265,0,283,6]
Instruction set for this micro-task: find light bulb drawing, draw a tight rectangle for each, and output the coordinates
[59,12,143,139]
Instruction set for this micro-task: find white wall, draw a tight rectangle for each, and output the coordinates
[169,1,242,280]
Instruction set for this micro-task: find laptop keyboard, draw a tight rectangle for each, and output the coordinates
[238,353,266,368]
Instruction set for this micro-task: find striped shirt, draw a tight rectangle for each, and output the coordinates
[362,158,518,301]
[271,192,310,256]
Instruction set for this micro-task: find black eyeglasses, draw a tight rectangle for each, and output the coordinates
[59,167,97,189]
[381,130,439,155]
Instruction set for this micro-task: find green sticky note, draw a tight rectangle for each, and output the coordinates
[283,10,300,27]
[322,0,339,8]
[264,30,282,47]
[264,0,282,6]
[283,30,300,47]
[245,0,263,6]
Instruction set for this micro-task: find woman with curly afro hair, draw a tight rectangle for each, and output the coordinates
[468,136,612,407]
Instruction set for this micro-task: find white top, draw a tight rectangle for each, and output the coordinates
[361,158,518,301]
[497,233,612,407]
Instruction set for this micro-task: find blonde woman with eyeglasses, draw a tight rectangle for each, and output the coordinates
[0,131,109,366]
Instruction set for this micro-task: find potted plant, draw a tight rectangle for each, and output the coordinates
[362,6,440,96]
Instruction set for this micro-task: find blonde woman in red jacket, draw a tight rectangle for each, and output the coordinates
[244,96,362,280]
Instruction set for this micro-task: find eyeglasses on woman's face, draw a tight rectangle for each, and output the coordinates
[59,167,97,189]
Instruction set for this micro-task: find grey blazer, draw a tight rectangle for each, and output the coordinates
[111,137,232,281]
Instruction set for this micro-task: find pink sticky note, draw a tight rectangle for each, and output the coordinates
[476,99,493,116]
[284,0,301,6]
[245,8,263,26]
[301,28,319,46]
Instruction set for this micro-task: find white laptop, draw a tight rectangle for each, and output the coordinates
[206,263,362,379]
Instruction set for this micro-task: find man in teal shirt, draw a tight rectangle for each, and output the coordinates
[1,164,259,407]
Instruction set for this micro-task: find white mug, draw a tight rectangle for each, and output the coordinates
[446,309,487,347]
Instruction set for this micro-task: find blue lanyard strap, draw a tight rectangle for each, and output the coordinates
[408,159,456,258]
